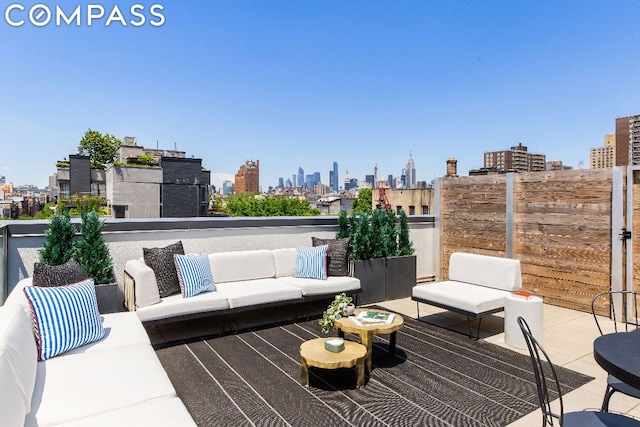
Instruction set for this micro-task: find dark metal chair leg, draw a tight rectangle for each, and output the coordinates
[602,386,615,412]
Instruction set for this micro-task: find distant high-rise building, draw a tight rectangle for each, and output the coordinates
[313,172,321,187]
[546,160,573,171]
[305,174,314,189]
[346,179,358,191]
[332,161,339,192]
[374,164,378,185]
[278,177,284,187]
[387,174,395,189]
[483,143,545,173]
[234,159,259,193]
[616,114,640,166]
[285,178,292,188]
[329,171,334,191]
[590,134,616,169]
[297,167,304,188]
[292,174,297,187]
[222,180,234,195]
[0,175,5,184]
[405,153,416,189]
[365,174,375,187]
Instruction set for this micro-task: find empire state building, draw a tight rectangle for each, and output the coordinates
[405,152,416,189]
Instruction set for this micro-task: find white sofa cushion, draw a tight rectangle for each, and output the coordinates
[448,252,522,291]
[54,397,196,427]
[209,250,275,283]
[0,303,37,420]
[135,290,230,322]
[278,276,361,297]
[26,344,177,427]
[64,312,151,356]
[412,281,512,315]
[273,248,297,278]
[0,348,28,427]
[5,277,35,320]
[215,279,302,309]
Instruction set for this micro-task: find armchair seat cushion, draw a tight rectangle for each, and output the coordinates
[413,281,512,315]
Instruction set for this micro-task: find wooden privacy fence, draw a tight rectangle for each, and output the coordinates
[439,168,622,314]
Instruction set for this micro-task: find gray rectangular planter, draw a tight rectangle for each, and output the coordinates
[95,283,123,314]
[385,255,417,300]
[353,258,387,305]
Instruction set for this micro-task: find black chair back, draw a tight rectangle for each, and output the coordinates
[591,291,640,336]
[517,316,563,426]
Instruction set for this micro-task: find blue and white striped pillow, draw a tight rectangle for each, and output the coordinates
[23,279,104,361]
[174,253,215,298]
[293,244,328,280]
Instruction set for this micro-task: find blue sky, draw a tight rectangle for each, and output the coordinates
[1,1,639,190]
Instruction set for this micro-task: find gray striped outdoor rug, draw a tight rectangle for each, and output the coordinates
[155,311,592,426]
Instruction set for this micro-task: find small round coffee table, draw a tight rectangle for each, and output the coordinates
[334,308,404,374]
[300,338,367,388]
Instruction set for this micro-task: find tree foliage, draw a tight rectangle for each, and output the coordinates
[351,188,373,214]
[73,210,115,284]
[223,194,320,217]
[39,210,76,265]
[78,128,121,169]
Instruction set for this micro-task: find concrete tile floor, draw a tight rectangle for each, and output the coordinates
[376,297,640,426]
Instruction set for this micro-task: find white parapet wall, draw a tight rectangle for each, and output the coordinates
[2,215,436,298]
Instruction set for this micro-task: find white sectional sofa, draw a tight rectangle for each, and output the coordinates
[412,252,522,338]
[1,282,196,427]
[124,248,361,323]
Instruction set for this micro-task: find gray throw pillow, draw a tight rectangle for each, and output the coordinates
[33,259,90,287]
[311,237,351,276]
[143,241,184,298]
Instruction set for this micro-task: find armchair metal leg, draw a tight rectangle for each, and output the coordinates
[601,385,615,412]
[466,316,482,340]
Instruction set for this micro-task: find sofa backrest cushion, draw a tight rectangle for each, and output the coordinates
[273,248,297,278]
[0,303,37,422]
[209,250,276,283]
[448,252,522,291]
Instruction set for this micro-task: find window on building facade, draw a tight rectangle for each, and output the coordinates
[90,183,105,197]
[396,206,403,215]
[59,183,70,198]
[409,205,415,215]
[422,205,429,214]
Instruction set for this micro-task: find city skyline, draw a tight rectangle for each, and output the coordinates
[1,2,640,190]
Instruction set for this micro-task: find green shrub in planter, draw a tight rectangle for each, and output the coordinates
[397,209,414,256]
[39,210,76,266]
[73,210,115,285]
